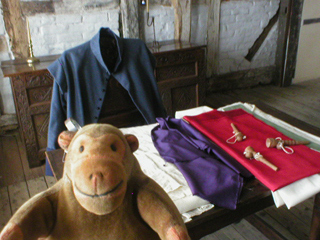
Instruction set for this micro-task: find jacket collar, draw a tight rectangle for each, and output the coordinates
[90,27,123,74]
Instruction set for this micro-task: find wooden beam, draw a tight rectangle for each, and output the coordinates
[245,7,280,62]
[172,0,191,42]
[20,1,55,16]
[275,0,304,86]
[120,0,139,38]
[206,0,221,77]
[1,0,29,59]
[310,193,320,240]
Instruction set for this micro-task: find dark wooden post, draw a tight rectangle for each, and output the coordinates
[120,0,140,38]
[310,193,320,240]
[1,0,29,59]
[172,0,191,42]
[206,0,221,77]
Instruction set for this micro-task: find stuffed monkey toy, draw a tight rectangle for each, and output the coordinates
[0,124,190,240]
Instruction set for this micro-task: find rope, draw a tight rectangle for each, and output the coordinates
[226,132,246,144]
[276,137,294,154]
[254,152,263,160]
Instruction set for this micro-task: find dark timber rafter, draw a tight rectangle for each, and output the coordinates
[1,0,29,59]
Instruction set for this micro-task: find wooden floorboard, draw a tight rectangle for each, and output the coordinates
[206,78,320,129]
[245,214,288,240]
[27,177,48,197]
[231,219,269,240]
[15,131,46,182]
[44,175,57,189]
[0,187,11,230]
[214,224,247,240]
[0,133,26,186]
[0,131,45,188]
[8,181,30,214]
[253,209,301,240]
[265,205,310,240]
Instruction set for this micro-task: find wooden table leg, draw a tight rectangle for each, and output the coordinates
[310,193,320,240]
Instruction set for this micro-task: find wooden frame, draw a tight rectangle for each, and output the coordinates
[275,0,304,86]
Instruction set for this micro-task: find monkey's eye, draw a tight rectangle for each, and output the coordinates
[79,146,84,153]
[110,144,117,152]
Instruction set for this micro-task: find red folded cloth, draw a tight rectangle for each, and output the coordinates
[184,109,320,191]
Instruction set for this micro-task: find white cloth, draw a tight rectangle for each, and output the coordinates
[121,109,214,222]
[175,106,213,119]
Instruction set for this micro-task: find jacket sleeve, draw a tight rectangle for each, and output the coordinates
[47,81,67,152]
[47,59,68,152]
[45,79,67,176]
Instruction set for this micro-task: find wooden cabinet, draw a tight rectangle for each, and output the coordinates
[151,41,206,117]
[1,56,57,168]
[1,41,206,168]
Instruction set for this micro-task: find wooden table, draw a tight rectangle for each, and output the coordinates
[46,101,320,240]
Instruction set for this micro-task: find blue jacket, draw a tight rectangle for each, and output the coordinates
[46,28,166,174]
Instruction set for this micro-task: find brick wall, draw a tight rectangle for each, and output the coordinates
[143,5,175,43]
[218,0,280,74]
[30,9,120,56]
[0,0,280,114]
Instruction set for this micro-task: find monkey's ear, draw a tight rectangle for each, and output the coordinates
[125,134,139,153]
[58,131,77,150]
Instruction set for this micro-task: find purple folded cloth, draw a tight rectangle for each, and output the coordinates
[151,117,252,210]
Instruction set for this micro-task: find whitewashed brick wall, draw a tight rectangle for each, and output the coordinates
[0,1,280,114]
[31,5,207,56]
[143,4,208,45]
[30,9,120,56]
[142,6,175,43]
[218,0,280,74]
